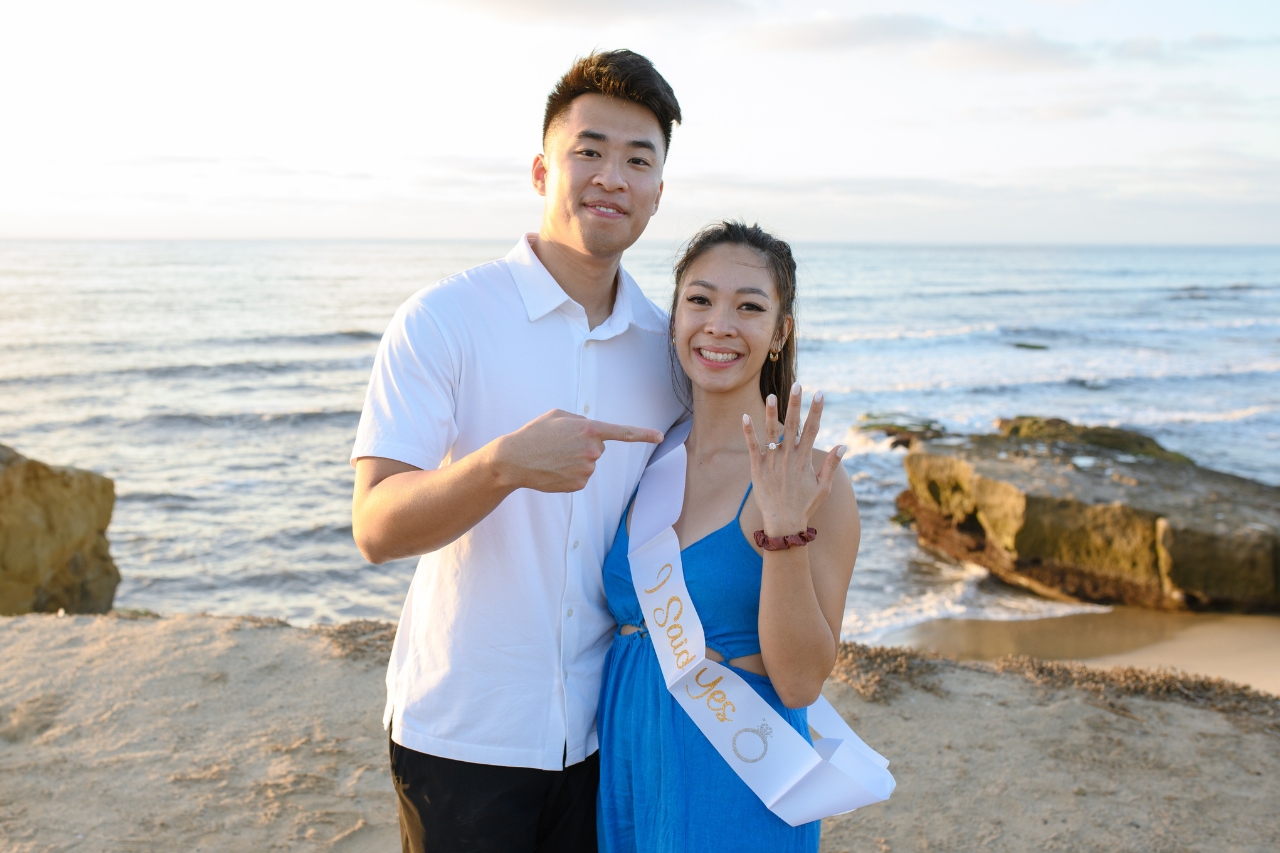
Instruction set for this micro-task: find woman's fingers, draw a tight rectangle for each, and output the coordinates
[815,444,847,498]
[783,383,802,445]
[742,413,763,457]
[799,390,824,455]
[764,394,781,444]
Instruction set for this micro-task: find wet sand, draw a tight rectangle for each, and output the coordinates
[3,613,1278,852]
[879,608,1280,696]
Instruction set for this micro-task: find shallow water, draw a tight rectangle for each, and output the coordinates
[2,240,1277,634]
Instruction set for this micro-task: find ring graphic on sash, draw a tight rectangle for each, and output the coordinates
[732,721,772,763]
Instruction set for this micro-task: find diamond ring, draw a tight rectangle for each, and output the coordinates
[766,441,779,450]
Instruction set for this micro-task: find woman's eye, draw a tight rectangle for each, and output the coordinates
[686,295,710,305]
[740,302,765,312]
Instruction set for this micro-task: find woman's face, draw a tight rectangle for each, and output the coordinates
[672,242,790,398]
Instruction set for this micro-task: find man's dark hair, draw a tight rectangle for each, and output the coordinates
[543,50,682,155]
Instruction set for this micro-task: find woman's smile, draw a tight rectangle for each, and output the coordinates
[696,347,743,366]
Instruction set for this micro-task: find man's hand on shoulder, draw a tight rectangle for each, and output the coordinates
[494,409,663,493]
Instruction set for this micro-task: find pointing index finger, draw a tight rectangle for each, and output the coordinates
[589,420,665,444]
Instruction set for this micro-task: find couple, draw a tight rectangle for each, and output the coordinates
[351,49,861,853]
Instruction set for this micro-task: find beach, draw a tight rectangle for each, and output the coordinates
[3,241,1278,851]
[3,612,1277,853]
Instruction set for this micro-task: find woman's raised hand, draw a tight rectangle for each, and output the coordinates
[742,384,847,538]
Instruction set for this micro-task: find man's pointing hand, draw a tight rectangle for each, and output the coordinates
[494,409,663,494]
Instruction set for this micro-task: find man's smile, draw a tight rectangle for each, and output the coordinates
[584,201,627,219]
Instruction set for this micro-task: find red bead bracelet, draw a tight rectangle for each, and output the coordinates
[753,527,817,551]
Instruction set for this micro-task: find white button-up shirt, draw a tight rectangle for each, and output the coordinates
[352,234,684,770]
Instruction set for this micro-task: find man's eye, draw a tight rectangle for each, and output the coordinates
[580,149,600,157]
[630,158,651,167]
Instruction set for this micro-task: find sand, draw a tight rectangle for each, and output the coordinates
[2,613,1278,853]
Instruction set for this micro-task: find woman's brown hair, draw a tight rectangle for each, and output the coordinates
[670,221,798,421]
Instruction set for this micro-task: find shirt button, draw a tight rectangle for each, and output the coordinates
[567,608,574,618]
[573,540,579,549]
[583,404,590,414]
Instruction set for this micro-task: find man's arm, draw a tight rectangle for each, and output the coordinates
[352,409,662,564]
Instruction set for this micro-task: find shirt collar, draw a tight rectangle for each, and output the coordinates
[505,234,668,337]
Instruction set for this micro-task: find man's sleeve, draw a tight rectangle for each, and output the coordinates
[351,298,459,471]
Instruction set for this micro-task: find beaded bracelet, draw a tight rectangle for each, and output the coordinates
[753,527,818,551]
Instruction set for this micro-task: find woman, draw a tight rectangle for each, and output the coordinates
[596,221,861,852]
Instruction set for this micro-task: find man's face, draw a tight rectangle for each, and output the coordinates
[534,93,665,259]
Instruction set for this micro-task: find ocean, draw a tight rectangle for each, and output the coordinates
[2,240,1277,639]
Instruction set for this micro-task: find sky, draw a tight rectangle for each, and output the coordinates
[1,0,1277,243]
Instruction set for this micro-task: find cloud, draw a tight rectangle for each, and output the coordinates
[430,0,744,23]
[742,14,1086,71]
[651,151,1280,244]
[744,16,1280,73]
[1111,34,1280,65]
[956,82,1280,123]
[754,14,946,51]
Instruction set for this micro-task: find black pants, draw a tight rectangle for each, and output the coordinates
[389,737,599,853]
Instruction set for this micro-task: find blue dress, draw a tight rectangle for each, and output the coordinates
[596,485,821,852]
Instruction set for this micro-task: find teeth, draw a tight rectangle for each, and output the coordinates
[699,349,740,363]
[590,205,621,214]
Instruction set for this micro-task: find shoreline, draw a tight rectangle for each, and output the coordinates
[880,607,1280,696]
[3,612,1278,852]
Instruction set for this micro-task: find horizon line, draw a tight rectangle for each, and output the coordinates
[2,237,1278,251]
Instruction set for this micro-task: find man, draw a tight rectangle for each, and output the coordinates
[351,50,685,852]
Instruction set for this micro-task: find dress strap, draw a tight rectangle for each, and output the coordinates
[735,483,754,519]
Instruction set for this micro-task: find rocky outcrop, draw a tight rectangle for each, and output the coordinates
[886,418,1279,611]
[0,445,119,615]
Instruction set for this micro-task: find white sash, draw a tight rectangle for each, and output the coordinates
[627,421,896,827]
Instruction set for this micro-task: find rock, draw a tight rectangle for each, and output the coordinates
[856,413,946,450]
[893,423,1279,611]
[0,445,119,615]
[995,416,1192,465]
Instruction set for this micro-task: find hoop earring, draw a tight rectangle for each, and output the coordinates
[768,350,780,362]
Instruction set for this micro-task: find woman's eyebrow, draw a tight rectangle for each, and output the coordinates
[687,280,771,299]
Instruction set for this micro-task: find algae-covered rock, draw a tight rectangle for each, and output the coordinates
[893,424,1279,611]
[0,445,119,615]
[856,413,946,449]
[995,416,1193,464]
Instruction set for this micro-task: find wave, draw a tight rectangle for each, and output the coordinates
[1172,281,1269,298]
[133,358,368,381]
[0,356,372,388]
[229,330,382,347]
[841,560,1108,643]
[0,329,383,356]
[815,360,1280,397]
[798,312,1280,352]
[255,522,357,550]
[801,323,999,344]
[74,409,361,431]
[802,281,1278,306]
[117,491,200,504]
[1125,404,1280,427]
